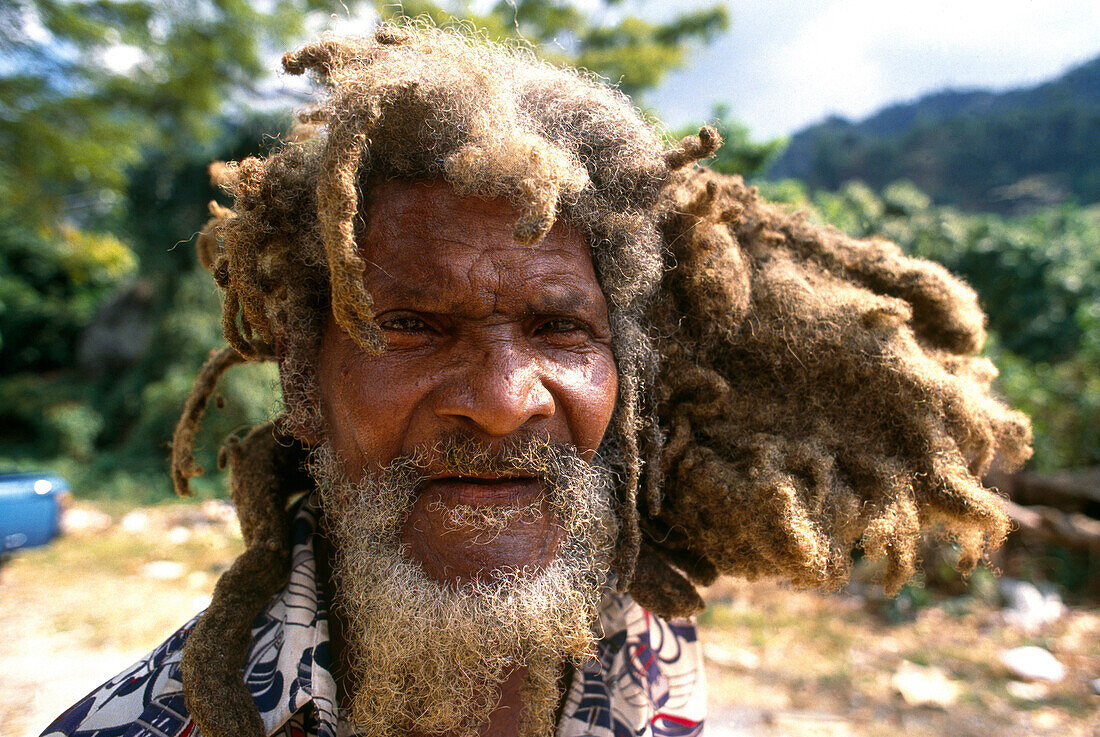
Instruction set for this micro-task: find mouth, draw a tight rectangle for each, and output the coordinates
[425,475,543,506]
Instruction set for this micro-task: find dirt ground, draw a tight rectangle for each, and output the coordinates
[2,502,1097,737]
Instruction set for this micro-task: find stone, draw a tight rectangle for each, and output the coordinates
[198,499,238,525]
[703,643,761,670]
[999,578,1065,633]
[1006,680,1050,701]
[999,646,1066,683]
[60,506,112,535]
[166,526,192,544]
[120,510,150,533]
[140,560,186,581]
[891,661,960,708]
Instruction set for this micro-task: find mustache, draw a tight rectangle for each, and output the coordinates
[309,430,613,546]
[392,430,586,484]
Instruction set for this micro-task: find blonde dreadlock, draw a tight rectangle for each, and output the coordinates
[626,171,1031,618]
[169,23,717,737]
[167,20,1031,737]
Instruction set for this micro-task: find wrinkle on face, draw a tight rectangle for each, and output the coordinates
[317,178,619,582]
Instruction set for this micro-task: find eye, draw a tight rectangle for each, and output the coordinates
[538,318,582,333]
[379,314,430,332]
[377,312,437,349]
[535,317,590,346]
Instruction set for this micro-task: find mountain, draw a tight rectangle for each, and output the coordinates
[766,55,1100,213]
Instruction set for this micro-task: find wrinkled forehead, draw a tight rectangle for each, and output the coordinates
[361,178,590,252]
[356,178,607,317]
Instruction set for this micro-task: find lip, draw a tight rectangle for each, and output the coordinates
[425,476,543,506]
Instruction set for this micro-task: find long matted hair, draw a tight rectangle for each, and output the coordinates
[170,22,1031,737]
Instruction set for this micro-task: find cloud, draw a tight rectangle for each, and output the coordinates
[101,45,145,75]
[647,0,1100,138]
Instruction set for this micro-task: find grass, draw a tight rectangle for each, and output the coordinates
[1,502,1097,737]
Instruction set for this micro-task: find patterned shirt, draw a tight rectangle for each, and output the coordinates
[42,497,706,737]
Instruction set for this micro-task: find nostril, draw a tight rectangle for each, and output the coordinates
[433,360,555,436]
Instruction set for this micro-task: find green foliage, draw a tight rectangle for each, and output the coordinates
[0,262,281,503]
[1,0,351,232]
[371,0,728,98]
[768,57,1100,213]
[758,178,1100,469]
[0,0,341,499]
[1,0,735,501]
[0,218,136,373]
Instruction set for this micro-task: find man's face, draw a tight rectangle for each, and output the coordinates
[311,179,621,734]
[317,178,619,580]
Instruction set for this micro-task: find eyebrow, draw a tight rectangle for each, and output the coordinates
[522,287,596,315]
[371,282,603,316]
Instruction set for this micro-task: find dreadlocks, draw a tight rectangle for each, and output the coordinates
[627,171,1032,617]
[169,21,1031,737]
[190,23,702,581]
[172,24,715,736]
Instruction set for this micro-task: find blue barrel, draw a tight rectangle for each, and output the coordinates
[0,473,69,551]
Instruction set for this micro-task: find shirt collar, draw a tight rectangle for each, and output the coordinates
[42,493,705,737]
[256,495,707,737]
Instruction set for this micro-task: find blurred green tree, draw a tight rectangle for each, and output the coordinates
[0,0,359,498]
[0,0,352,231]
[370,0,728,99]
[1,0,735,499]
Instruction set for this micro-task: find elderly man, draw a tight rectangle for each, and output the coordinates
[44,24,1030,737]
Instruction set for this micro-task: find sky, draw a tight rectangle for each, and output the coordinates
[87,0,1100,139]
[645,0,1100,139]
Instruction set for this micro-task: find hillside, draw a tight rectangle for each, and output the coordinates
[767,55,1100,213]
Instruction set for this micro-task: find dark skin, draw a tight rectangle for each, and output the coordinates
[315,179,619,736]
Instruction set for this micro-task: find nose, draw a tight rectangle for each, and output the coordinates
[433,342,555,437]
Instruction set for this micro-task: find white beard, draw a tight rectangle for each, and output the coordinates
[311,436,617,737]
